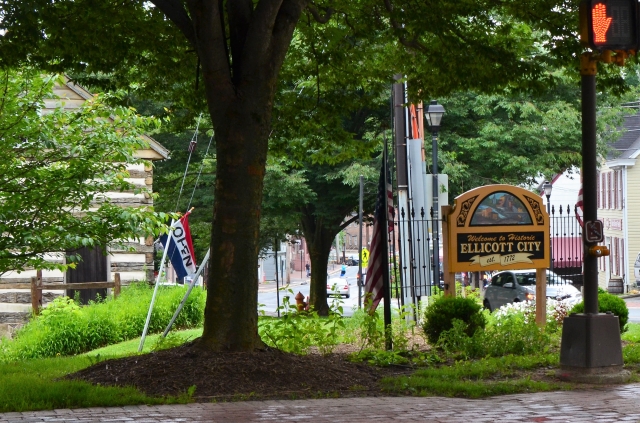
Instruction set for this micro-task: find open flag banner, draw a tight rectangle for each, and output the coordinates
[159,213,197,279]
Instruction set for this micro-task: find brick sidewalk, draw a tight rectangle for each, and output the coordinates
[3,384,640,422]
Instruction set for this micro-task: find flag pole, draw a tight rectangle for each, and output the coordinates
[138,218,174,352]
[382,138,393,351]
[161,247,210,337]
[138,208,194,352]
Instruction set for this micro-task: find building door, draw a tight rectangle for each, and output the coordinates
[66,246,108,304]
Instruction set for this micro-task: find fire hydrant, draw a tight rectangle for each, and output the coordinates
[295,291,309,312]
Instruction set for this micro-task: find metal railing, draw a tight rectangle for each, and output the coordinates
[549,204,583,286]
[389,203,584,308]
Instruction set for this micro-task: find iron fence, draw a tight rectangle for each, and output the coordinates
[549,204,583,286]
[391,207,438,307]
[388,203,584,308]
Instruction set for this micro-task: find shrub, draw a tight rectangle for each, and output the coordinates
[258,292,346,355]
[0,283,206,361]
[437,311,557,359]
[492,299,571,332]
[569,292,629,333]
[422,296,486,345]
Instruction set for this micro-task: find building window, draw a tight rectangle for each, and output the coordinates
[608,172,612,209]
[610,238,615,276]
[597,171,601,209]
[618,170,623,209]
[611,170,618,209]
[621,239,625,278]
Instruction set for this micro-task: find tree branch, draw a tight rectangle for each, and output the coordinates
[307,3,333,23]
[339,214,359,231]
[227,0,254,83]
[382,0,427,52]
[150,0,196,47]
[240,0,286,77]
[184,0,235,108]
[265,0,308,80]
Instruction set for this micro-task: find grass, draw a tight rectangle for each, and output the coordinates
[3,320,640,412]
[380,354,568,398]
[83,328,203,359]
[0,329,205,413]
[0,284,206,362]
[623,322,640,342]
[0,355,192,413]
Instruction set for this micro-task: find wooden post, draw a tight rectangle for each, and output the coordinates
[442,205,456,297]
[30,276,41,315]
[36,269,43,308]
[114,273,121,298]
[536,268,547,327]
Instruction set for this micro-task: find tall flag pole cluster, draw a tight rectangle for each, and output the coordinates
[364,151,394,315]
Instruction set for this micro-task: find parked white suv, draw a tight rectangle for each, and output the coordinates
[483,269,582,312]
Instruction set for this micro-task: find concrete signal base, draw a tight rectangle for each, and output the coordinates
[558,313,630,384]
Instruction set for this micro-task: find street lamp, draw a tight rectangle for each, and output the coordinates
[543,180,553,274]
[543,181,553,214]
[426,100,445,292]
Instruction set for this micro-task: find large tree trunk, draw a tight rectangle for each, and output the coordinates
[198,97,270,351]
[306,232,333,316]
[301,214,342,316]
[150,0,307,351]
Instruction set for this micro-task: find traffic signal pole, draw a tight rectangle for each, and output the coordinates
[557,50,626,382]
[555,0,639,382]
[580,53,599,316]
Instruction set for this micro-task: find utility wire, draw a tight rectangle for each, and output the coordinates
[174,113,202,212]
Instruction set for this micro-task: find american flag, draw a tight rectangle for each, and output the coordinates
[364,155,393,314]
[576,184,584,227]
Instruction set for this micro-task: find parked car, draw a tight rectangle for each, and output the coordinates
[327,277,350,298]
[635,253,640,284]
[483,269,582,312]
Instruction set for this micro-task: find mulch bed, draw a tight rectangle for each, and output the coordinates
[68,342,409,401]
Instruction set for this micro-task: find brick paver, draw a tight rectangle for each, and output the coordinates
[3,384,640,422]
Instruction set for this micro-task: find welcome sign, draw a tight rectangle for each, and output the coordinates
[447,185,550,272]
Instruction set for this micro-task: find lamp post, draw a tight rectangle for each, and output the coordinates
[426,100,445,292]
[543,180,553,214]
[543,181,553,274]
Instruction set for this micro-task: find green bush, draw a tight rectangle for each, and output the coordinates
[422,296,486,345]
[569,292,629,333]
[437,312,558,359]
[258,292,346,355]
[0,283,206,361]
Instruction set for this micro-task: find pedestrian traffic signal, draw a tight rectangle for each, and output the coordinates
[581,0,639,50]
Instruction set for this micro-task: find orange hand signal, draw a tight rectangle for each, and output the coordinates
[592,3,612,43]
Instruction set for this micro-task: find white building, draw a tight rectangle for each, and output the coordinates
[597,111,640,290]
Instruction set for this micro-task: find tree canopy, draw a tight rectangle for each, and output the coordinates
[0,69,170,275]
[1,0,632,351]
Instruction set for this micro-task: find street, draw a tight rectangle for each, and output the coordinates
[625,296,640,323]
[258,265,363,316]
